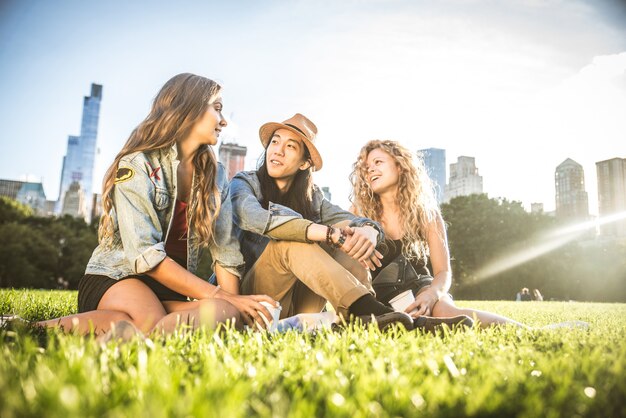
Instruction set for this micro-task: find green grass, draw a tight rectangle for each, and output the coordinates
[1,289,625,418]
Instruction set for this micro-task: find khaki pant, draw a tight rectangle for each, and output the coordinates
[240,240,374,318]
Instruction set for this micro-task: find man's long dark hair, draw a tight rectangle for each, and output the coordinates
[257,148,315,221]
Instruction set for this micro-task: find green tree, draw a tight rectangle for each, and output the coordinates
[441,194,626,302]
[23,215,99,289]
[0,222,58,288]
[0,196,32,224]
[442,194,551,295]
[0,198,99,289]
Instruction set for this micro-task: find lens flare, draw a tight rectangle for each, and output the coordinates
[475,211,626,280]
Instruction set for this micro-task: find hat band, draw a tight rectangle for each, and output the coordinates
[284,123,308,139]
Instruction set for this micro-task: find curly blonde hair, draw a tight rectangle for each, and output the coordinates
[98,73,222,247]
[349,140,440,261]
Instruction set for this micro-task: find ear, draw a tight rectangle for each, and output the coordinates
[299,160,312,171]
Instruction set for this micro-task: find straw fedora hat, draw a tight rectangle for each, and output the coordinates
[259,113,323,171]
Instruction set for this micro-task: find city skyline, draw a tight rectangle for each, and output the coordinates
[56,83,102,221]
[1,0,625,214]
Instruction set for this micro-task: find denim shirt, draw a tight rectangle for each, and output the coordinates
[86,144,244,280]
[230,170,384,274]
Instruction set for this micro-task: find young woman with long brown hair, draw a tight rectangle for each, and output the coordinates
[35,73,277,336]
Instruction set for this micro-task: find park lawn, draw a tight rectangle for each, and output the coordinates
[0,289,624,418]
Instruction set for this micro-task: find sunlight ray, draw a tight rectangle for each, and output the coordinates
[475,211,626,280]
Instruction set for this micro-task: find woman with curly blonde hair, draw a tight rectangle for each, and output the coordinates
[350,140,523,327]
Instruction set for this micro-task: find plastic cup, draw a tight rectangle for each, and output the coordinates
[258,301,282,332]
[389,290,415,313]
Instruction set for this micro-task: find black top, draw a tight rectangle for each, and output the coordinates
[371,239,430,279]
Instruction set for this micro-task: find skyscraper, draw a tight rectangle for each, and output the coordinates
[444,156,483,203]
[0,179,47,215]
[555,158,589,222]
[218,142,247,179]
[531,203,544,214]
[420,148,446,204]
[61,181,85,218]
[57,83,102,221]
[321,186,332,202]
[596,157,626,236]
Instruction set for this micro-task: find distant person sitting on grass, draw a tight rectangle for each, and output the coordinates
[349,140,528,328]
[533,288,544,302]
[4,73,277,337]
[520,288,532,301]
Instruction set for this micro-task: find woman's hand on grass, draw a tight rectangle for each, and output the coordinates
[406,288,439,318]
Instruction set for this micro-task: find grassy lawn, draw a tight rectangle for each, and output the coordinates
[1,289,624,418]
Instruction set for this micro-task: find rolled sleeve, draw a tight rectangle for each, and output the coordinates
[266,218,313,242]
[134,242,168,274]
[113,159,167,274]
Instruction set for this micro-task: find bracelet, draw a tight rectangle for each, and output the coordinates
[325,226,335,246]
[210,285,221,298]
[334,229,347,249]
[305,223,314,243]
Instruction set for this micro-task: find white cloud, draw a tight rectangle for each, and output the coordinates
[2,0,625,213]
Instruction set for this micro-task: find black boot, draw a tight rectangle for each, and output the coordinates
[412,315,474,333]
[356,311,415,332]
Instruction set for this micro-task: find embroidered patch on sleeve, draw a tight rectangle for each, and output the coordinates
[114,167,134,184]
[147,162,161,181]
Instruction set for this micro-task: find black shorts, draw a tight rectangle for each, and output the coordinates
[77,274,188,313]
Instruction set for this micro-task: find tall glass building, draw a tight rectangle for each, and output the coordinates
[555,158,589,222]
[419,148,446,204]
[444,156,483,203]
[57,84,102,221]
[596,157,626,236]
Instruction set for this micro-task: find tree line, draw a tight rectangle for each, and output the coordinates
[442,194,626,302]
[1,195,624,301]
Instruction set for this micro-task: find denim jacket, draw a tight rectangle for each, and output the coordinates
[86,144,244,280]
[230,170,384,273]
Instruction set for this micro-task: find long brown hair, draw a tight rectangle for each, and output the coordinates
[350,140,440,261]
[99,73,222,247]
[256,147,315,221]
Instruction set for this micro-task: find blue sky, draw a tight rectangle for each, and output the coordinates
[1,0,625,214]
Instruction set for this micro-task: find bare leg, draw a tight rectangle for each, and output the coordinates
[36,278,163,335]
[37,310,133,335]
[432,296,527,328]
[93,278,172,333]
[38,279,168,335]
[36,279,242,336]
[159,298,242,333]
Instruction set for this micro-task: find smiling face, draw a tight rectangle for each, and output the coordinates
[366,147,401,196]
[189,95,227,146]
[265,128,311,191]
